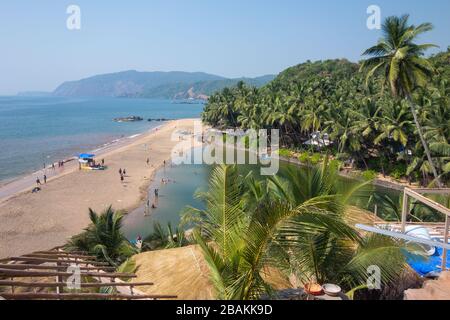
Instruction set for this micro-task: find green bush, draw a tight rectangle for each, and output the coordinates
[298,152,310,163]
[278,148,292,158]
[329,159,343,171]
[361,170,378,181]
[365,158,380,172]
[310,153,321,165]
[390,164,407,180]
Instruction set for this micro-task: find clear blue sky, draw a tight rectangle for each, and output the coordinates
[1,0,449,95]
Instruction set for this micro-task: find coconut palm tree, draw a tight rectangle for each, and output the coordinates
[374,100,413,148]
[66,206,136,266]
[361,15,441,186]
[267,159,413,290]
[184,163,410,299]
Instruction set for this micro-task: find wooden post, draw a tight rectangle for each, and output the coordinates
[56,261,63,295]
[401,191,409,233]
[442,215,450,271]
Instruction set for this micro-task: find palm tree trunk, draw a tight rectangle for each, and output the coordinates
[406,96,442,188]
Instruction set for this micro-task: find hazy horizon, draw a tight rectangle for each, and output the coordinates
[1,0,449,95]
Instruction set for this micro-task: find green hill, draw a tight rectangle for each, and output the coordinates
[52,70,275,100]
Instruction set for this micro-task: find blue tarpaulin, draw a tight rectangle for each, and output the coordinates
[407,245,450,277]
[78,153,95,159]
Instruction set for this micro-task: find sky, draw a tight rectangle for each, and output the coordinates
[0,0,449,95]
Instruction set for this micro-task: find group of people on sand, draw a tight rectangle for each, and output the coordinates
[33,174,47,193]
[35,175,47,186]
[33,159,68,192]
[49,161,65,171]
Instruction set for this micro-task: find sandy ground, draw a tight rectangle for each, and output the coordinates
[0,119,200,259]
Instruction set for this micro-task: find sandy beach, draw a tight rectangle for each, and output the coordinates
[0,118,200,259]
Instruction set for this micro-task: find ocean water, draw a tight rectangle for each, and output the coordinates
[0,96,203,183]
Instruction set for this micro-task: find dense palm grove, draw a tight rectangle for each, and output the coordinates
[202,17,449,186]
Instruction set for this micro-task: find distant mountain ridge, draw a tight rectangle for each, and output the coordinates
[52,70,275,100]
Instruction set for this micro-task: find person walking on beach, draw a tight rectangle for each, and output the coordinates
[36,177,41,186]
[120,174,124,183]
[146,158,150,165]
[52,163,55,170]
[43,175,47,184]
[119,168,122,175]
[123,169,126,176]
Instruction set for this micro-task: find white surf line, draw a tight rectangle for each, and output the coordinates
[128,134,142,139]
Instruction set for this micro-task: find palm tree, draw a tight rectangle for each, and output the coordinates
[143,221,190,250]
[361,15,442,186]
[374,100,413,148]
[66,206,136,266]
[267,160,412,290]
[184,164,410,299]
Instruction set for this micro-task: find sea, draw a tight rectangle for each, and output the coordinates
[0,96,204,183]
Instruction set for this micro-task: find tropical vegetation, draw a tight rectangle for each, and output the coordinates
[65,206,137,266]
[182,163,421,300]
[202,15,449,187]
[63,15,447,300]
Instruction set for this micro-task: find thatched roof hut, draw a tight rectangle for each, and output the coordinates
[131,245,292,300]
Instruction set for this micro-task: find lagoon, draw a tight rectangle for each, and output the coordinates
[122,148,401,240]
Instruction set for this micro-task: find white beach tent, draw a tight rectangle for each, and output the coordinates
[303,131,332,148]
